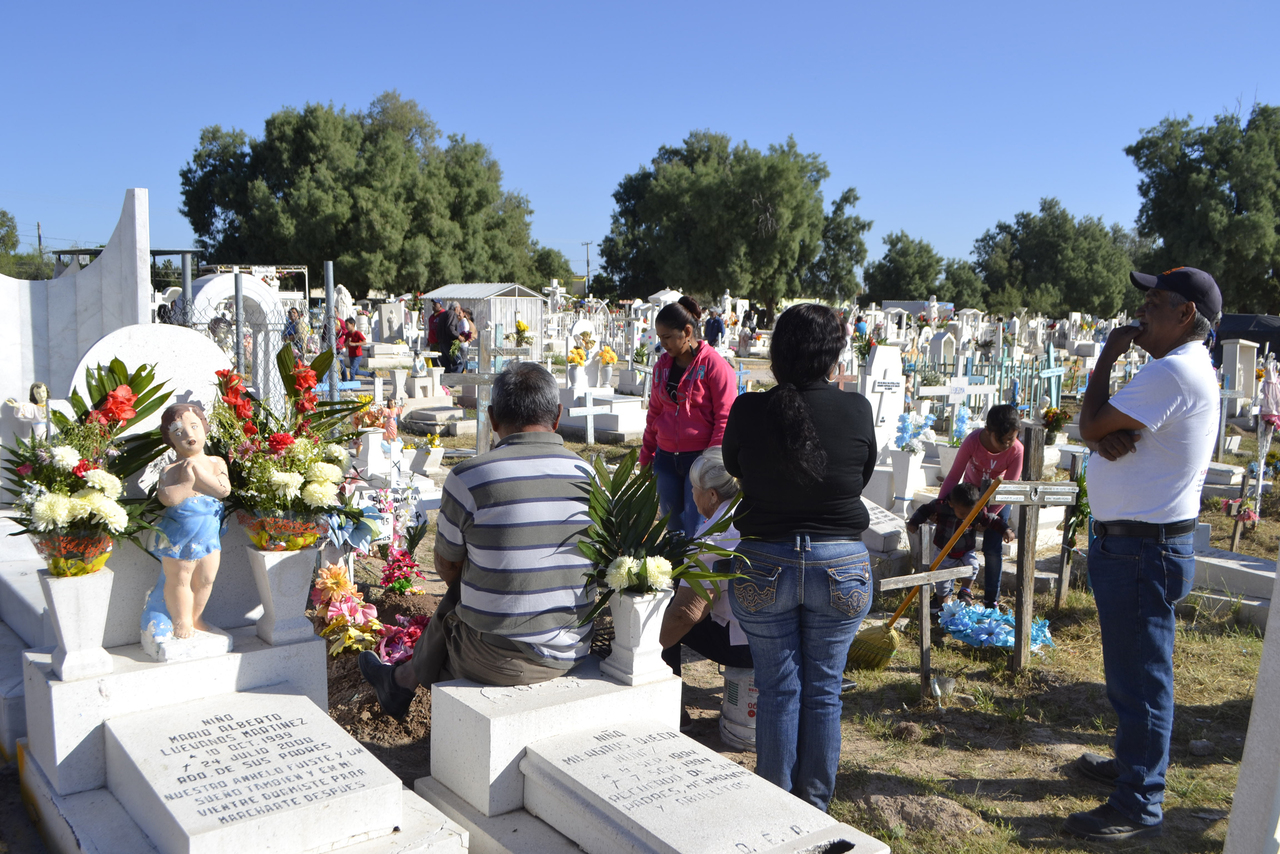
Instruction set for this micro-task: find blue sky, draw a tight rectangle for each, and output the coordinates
[2,0,1276,280]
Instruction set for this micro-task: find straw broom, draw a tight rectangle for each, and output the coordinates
[846,478,1004,671]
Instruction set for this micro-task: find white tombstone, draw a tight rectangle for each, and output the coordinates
[928,331,957,364]
[859,344,906,459]
[377,302,405,344]
[1221,339,1259,418]
[1223,558,1280,853]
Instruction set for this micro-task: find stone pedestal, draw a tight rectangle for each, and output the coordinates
[599,589,673,686]
[427,657,680,817]
[39,568,114,682]
[246,547,317,646]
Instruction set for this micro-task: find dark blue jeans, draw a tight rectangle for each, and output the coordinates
[1088,529,1196,826]
[653,449,703,537]
[728,537,872,811]
[976,504,1010,605]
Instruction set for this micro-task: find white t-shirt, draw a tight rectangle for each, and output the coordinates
[1086,341,1219,523]
[679,502,747,646]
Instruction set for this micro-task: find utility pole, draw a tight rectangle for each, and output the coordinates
[37,222,43,272]
[581,241,593,299]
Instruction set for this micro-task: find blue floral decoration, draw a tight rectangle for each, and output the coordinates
[938,603,1055,653]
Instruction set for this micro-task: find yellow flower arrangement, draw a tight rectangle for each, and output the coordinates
[567,347,587,367]
[599,345,618,366]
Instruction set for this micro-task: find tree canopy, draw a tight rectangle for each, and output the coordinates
[179,91,571,298]
[597,131,870,313]
[972,198,1136,318]
[862,231,943,304]
[1126,104,1280,313]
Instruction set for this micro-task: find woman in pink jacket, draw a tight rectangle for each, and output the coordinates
[640,296,738,536]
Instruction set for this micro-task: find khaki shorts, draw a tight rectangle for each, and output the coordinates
[410,587,570,688]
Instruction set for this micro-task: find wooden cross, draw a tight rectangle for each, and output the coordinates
[568,391,611,446]
[441,372,500,454]
[881,566,977,699]
[990,425,1078,671]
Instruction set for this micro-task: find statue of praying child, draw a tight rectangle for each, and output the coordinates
[141,403,232,653]
[382,397,402,444]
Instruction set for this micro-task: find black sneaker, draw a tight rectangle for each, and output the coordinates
[1063,803,1162,842]
[358,651,416,721]
[1075,752,1120,785]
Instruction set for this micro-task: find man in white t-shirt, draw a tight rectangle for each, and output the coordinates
[1066,267,1222,843]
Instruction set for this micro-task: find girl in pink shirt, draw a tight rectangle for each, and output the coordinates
[938,404,1022,607]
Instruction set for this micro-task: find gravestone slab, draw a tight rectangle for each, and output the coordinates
[105,687,402,854]
[377,303,405,344]
[861,496,907,552]
[520,719,889,854]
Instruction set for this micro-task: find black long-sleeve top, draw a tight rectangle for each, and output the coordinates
[722,380,878,540]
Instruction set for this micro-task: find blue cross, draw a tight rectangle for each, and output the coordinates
[735,362,751,394]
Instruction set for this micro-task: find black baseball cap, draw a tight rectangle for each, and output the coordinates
[1130,267,1222,318]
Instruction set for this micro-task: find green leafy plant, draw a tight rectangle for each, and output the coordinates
[575,449,742,624]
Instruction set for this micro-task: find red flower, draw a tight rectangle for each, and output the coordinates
[235,399,253,420]
[98,385,138,425]
[243,422,258,437]
[16,463,32,477]
[73,459,99,478]
[86,410,108,426]
[267,432,295,455]
[294,419,313,437]
[293,361,318,393]
[295,390,318,414]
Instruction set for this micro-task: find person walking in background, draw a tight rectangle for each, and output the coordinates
[704,309,725,348]
[640,296,737,536]
[1065,266,1222,843]
[936,403,1023,608]
[854,315,868,337]
[435,302,461,372]
[721,303,876,812]
[341,317,370,380]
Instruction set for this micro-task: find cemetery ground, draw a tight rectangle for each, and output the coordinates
[324,428,1260,854]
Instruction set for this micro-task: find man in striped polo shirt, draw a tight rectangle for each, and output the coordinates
[360,362,594,718]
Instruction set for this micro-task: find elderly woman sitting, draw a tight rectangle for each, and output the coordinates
[659,448,753,675]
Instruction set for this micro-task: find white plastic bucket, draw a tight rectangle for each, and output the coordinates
[720,666,757,751]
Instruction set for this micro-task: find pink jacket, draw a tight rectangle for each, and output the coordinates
[640,345,737,465]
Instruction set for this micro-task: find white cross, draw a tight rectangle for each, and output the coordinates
[441,372,501,453]
[918,375,1002,424]
[568,390,611,446]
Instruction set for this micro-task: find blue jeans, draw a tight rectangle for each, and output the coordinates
[1088,529,1195,825]
[652,449,703,537]
[978,504,1010,605]
[728,537,872,811]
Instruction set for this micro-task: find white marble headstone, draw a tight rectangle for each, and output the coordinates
[69,324,232,436]
[104,688,402,854]
[520,719,888,854]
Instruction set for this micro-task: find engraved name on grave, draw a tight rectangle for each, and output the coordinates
[519,720,888,854]
[105,691,402,854]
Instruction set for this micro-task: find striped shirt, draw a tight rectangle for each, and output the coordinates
[435,431,595,666]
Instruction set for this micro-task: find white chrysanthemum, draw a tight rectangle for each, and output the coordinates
[642,556,673,589]
[269,471,305,500]
[325,443,348,463]
[66,494,95,522]
[300,480,339,509]
[306,462,343,484]
[31,493,73,531]
[288,437,314,458]
[83,469,123,499]
[604,556,638,591]
[93,497,129,533]
[51,446,80,471]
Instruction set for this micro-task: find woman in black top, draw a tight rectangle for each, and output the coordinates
[722,303,876,813]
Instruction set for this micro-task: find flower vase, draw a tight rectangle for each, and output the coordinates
[38,567,115,680]
[889,448,925,515]
[600,588,675,686]
[425,446,445,472]
[937,444,962,479]
[600,365,613,388]
[567,364,585,390]
[247,546,320,645]
[1046,431,1059,445]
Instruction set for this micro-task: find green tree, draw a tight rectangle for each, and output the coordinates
[973,198,1132,317]
[941,258,987,310]
[801,188,873,304]
[180,91,547,298]
[862,231,943,304]
[0,208,18,255]
[1126,104,1280,313]
[599,131,870,315]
